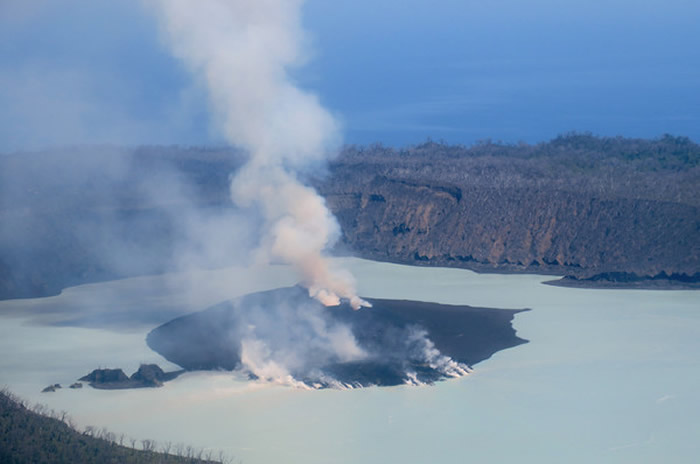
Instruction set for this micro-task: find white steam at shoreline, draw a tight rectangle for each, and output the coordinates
[223,291,470,389]
[149,0,369,309]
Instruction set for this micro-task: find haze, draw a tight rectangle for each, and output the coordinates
[1,0,699,152]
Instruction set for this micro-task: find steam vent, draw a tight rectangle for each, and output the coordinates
[147,286,528,388]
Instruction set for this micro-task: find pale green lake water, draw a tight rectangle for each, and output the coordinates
[1,258,698,463]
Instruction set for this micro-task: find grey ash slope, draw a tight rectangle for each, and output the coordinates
[147,286,528,388]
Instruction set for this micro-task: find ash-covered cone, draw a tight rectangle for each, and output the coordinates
[147,286,528,388]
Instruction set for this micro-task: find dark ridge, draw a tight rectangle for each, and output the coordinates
[80,368,129,384]
[147,286,528,388]
[78,364,184,390]
[377,176,463,203]
[2,134,697,301]
[545,271,700,289]
[320,134,700,286]
[0,388,227,463]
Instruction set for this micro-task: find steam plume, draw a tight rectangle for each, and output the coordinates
[150,0,369,309]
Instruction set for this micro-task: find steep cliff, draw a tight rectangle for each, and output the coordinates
[0,135,698,300]
[317,135,700,286]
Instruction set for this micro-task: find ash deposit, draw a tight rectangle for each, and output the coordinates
[147,286,528,388]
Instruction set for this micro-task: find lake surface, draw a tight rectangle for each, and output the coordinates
[1,258,699,463]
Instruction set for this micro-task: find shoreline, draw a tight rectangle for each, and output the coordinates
[146,286,529,388]
[1,258,698,464]
[543,277,700,290]
[2,256,697,305]
[332,251,700,291]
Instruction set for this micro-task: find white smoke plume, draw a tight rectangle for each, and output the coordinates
[236,295,367,388]
[404,327,471,379]
[149,0,370,309]
[232,301,469,389]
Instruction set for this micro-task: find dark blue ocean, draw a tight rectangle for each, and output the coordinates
[0,0,698,150]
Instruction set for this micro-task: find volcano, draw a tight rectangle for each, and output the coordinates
[147,286,528,388]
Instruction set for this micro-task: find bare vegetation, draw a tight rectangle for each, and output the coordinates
[0,133,697,300]
[316,134,699,285]
[0,388,235,464]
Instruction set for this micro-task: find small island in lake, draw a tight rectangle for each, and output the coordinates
[79,364,184,390]
[147,286,528,388]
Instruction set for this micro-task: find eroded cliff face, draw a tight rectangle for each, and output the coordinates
[324,180,698,279]
[0,136,698,299]
[317,137,700,284]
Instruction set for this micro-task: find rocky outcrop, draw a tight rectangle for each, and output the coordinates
[129,364,169,387]
[147,286,528,388]
[79,365,183,389]
[80,368,129,384]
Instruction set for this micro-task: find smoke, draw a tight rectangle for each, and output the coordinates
[149,0,369,309]
[232,301,471,389]
[146,286,472,389]
[0,144,261,322]
[402,327,471,381]
[235,292,368,388]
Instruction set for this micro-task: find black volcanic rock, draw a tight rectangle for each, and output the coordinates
[129,363,183,386]
[41,384,61,393]
[79,365,183,389]
[80,369,129,384]
[130,364,166,386]
[147,286,528,388]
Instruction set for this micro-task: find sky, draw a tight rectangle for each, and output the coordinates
[1,0,699,151]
